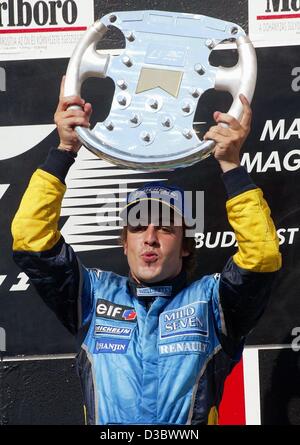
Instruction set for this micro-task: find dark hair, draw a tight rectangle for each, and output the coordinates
[119,225,197,281]
[182,234,197,281]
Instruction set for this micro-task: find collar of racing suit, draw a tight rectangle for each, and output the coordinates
[127,270,187,310]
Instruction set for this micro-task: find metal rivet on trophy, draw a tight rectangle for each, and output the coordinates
[205,39,215,49]
[122,56,133,67]
[162,117,171,127]
[161,116,173,130]
[129,114,141,127]
[118,95,127,106]
[117,80,127,90]
[182,103,191,113]
[189,88,199,98]
[181,101,194,116]
[125,31,135,42]
[105,121,114,131]
[182,129,193,139]
[194,64,205,75]
[141,131,154,144]
[149,98,159,110]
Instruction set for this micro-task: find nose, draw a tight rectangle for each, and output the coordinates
[144,224,159,246]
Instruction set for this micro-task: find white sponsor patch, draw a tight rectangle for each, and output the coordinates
[159,341,208,355]
[249,0,300,46]
[94,324,134,339]
[0,0,94,60]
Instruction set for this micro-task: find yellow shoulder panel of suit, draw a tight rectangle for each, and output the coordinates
[226,188,282,273]
[11,169,66,252]
[207,406,219,425]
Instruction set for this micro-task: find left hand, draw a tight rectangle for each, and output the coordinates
[203,94,252,173]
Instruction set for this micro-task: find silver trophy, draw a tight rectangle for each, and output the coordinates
[65,10,257,170]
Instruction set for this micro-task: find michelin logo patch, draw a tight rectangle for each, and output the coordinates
[94,338,129,354]
[160,301,208,339]
[94,324,133,339]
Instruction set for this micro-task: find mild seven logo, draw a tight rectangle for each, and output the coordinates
[160,301,208,339]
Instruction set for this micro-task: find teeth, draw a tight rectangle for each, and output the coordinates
[122,56,133,67]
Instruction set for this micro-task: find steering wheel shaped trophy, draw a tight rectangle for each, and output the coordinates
[65,10,257,170]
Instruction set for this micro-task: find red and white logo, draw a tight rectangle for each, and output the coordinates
[0,0,94,60]
[249,0,300,47]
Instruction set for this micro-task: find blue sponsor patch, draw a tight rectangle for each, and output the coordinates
[159,301,208,339]
[94,324,133,339]
[94,338,129,354]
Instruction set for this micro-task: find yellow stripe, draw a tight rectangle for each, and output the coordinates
[226,188,282,272]
[83,405,87,425]
[207,406,219,425]
[11,169,66,252]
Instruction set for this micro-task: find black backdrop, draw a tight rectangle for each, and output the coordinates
[0,0,299,424]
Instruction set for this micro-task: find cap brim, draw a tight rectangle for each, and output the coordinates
[120,197,184,222]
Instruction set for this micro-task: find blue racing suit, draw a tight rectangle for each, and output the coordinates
[11,148,281,425]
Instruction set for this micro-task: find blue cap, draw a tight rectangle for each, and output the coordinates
[120,182,193,227]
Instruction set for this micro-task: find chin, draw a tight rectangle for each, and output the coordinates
[136,268,163,284]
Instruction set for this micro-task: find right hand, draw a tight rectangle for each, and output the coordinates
[54,76,92,153]
[203,94,252,173]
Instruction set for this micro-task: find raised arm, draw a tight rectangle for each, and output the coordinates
[205,96,282,354]
[11,77,93,335]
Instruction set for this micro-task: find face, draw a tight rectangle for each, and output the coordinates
[123,223,190,284]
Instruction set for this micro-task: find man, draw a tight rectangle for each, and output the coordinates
[11,78,281,425]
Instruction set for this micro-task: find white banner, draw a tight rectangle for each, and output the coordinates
[249,0,300,46]
[0,0,94,60]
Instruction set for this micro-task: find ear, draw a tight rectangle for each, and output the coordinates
[181,246,190,258]
[123,240,128,256]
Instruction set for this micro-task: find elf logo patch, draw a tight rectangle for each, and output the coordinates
[96,299,137,323]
